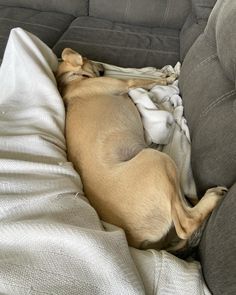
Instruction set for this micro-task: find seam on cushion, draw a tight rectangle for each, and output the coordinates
[199,89,236,118]
[69,25,179,40]
[162,0,171,27]
[183,53,217,85]
[203,33,216,49]
[0,35,8,40]
[160,0,169,27]
[56,39,179,54]
[198,4,214,9]
[0,17,60,32]
[193,89,236,137]
[124,0,131,22]
[27,10,46,24]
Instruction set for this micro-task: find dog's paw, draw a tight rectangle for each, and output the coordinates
[166,74,177,84]
[206,186,228,196]
[205,186,228,199]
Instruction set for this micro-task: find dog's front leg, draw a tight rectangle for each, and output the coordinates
[127,78,170,91]
[86,77,168,95]
[86,77,170,96]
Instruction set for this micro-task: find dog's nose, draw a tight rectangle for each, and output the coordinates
[99,70,105,76]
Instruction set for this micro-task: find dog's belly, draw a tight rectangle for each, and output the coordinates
[66,93,146,166]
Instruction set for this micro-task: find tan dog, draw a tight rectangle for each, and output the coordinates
[56,48,227,251]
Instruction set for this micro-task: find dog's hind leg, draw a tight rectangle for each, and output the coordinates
[172,186,227,240]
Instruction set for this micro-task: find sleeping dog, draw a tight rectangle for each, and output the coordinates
[56,48,227,251]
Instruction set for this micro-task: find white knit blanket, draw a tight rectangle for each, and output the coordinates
[0,28,210,295]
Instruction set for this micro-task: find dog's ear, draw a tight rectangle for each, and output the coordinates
[61,48,83,67]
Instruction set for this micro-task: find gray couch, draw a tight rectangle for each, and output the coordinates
[0,0,235,294]
[0,0,212,67]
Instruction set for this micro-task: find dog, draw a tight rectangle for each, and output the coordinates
[56,48,227,251]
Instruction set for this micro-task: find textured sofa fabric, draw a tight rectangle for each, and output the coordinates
[0,5,74,60]
[179,0,236,293]
[199,183,236,295]
[89,0,190,29]
[0,0,200,68]
[191,0,217,20]
[0,0,89,16]
[57,0,190,67]
[180,0,216,60]
[179,0,236,194]
[53,17,180,68]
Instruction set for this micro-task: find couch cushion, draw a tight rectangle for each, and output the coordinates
[180,13,207,61]
[89,0,190,29]
[179,0,236,194]
[216,2,236,82]
[180,0,236,293]
[191,0,217,20]
[0,6,74,61]
[199,182,236,295]
[53,17,180,68]
[0,0,88,17]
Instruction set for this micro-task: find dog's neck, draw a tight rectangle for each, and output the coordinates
[58,70,93,84]
[56,71,84,97]
[56,71,93,94]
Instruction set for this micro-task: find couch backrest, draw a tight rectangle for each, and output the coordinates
[0,0,88,16]
[180,0,216,62]
[191,0,217,20]
[89,0,190,29]
[179,0,236,194]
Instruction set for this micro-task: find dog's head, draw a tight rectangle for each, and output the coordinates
[56,48,104,91]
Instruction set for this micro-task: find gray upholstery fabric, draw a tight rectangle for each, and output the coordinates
[53,17,179,68]
[191,0,217,20]
[0,6,74,59]
[180,0,236,293]
[180,0,216,59]
[199,183,236,295]
[0,0,88,16]
[0,1,208,68]
[89,0,190,29]
[180,13,207,61]
[179,0,236,194]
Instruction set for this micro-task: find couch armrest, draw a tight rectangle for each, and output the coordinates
[199,182,236,295]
